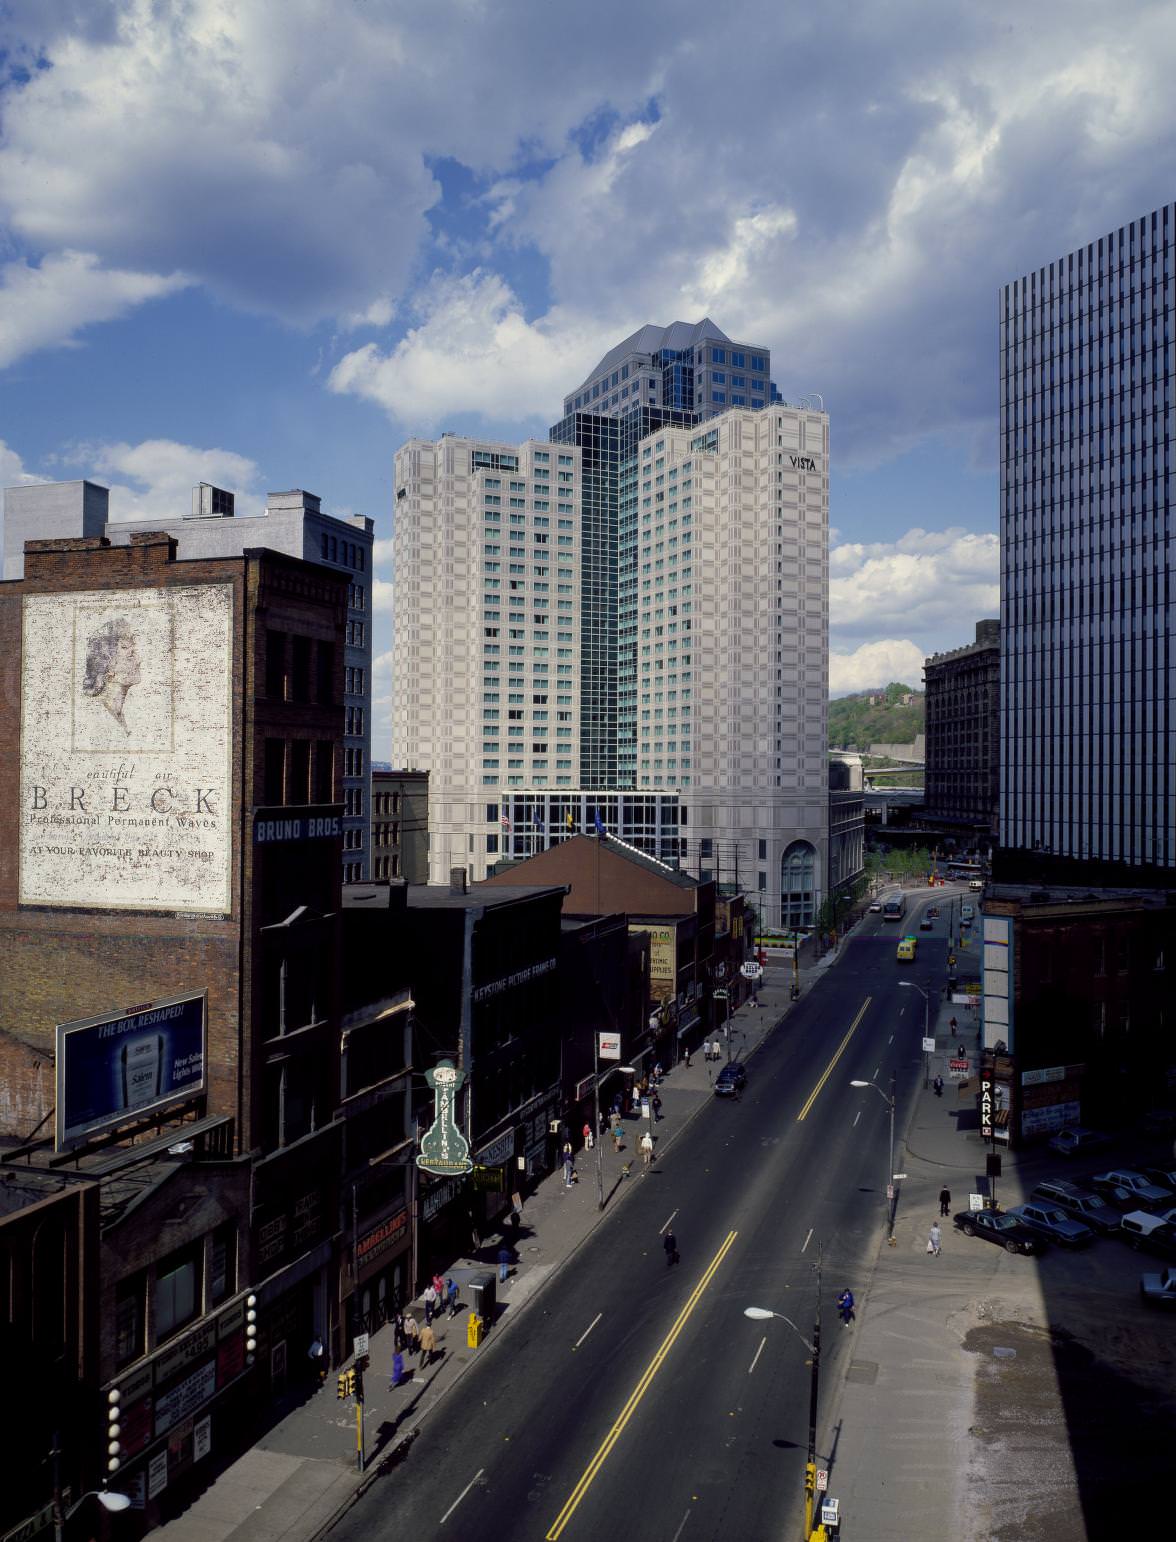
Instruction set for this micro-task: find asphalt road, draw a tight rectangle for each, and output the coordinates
[330,900,950,1542]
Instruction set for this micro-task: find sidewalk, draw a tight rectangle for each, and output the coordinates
[154,939,848,1542]
[820,925,1015,1541]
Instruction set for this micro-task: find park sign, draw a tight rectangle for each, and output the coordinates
[417,1059,473,1177]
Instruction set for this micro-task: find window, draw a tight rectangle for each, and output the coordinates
[758,840,767,860]
[115,1274,146,1367]
[155,1245,201,1341]
[265,629,286,699]
[291,635,311,701]
[264,738,285,805]
[210,1223,236,1305]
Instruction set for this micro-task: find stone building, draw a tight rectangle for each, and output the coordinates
[923,619,1000,837]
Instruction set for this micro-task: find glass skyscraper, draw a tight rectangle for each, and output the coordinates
[999,204,1175,877]
[552,319,778,788]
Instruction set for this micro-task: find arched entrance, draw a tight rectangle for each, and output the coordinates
[781,841,817,930]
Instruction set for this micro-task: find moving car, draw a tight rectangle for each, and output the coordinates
[919,915,933,931]
[1140,1266,1176,1307]
[1089,1170,1174,1208]
[896,936,917,962]
[1029,1180,1121,1236]
[1119,1211,1176,1259]
[927,906,939,918]
[868,900,883,913]
[1005,1202,1095,1248]
[952,1209,1039,1255]
[1047,1126,1112,1157]
[714,1063,747,1097]
[969,878,983,891]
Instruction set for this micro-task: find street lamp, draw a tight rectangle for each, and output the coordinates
[850,1074,897,1243]
[899,980,931,1086]
[744,1248,823,1540]
[54,1489,130,1540]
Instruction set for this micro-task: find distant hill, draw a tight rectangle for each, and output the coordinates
[828,682,925,751]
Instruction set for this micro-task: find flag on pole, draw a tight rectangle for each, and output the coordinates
[565,810,574,830]
[500,815,511,832]
[534,812,545,833]
[593,808,606,838]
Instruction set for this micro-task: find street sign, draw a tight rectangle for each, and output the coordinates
[353,1332,369,1357]
[886,1184,894,1200]
[815,1469,829,1492]
[598,1031,621,1060]
[922,1036,936,1053]
[740,962,763,980]
[949,1058,969,1073]
[713,988,729,1000]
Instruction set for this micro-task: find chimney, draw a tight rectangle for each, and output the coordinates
[449,867,468,895]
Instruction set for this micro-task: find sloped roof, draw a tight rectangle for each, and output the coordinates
[481,833,701,892]
[578,318,732,393]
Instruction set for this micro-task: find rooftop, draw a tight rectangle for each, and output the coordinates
[576,318,734,393]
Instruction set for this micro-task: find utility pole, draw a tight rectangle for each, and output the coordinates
[804,1243,823,1541]
[592,1029,605,1211]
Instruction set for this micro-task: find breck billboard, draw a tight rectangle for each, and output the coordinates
[56,991,207,1149]
[19,584,234,913]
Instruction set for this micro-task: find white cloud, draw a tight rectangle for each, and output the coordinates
[328,270,603,427]
[372,578,394,614]
[86,439,262,522]
[830,527,999,638]
[0,250,188,368]
[830,639,927,697]
[372,537,394,567]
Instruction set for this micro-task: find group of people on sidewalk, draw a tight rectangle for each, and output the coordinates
[389,1273,462,1387]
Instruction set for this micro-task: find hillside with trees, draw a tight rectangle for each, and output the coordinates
[828,682,925,751]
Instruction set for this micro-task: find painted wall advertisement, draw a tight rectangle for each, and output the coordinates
[630,923,677,989]
[19,584,234,913]
[56,992,207,1148]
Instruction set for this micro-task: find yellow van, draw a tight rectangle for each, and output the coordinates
[896,936,917,963]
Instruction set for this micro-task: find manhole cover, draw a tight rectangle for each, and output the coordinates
[992,1346,1017,1359]
[527,1245,542,1254]
[846,1360,879,1385]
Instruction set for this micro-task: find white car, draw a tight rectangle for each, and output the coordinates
[868,900,882,913]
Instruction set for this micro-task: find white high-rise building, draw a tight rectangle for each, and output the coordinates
[393,403,830,928]
[392,435,583,878]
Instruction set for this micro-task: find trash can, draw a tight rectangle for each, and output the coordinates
[468,1271,496,1327]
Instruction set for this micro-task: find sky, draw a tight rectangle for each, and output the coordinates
[1,0,1174,742]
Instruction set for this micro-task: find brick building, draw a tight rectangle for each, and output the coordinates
[923,620,1000,837]
[0,531,351,1526]
[370,768,429,883]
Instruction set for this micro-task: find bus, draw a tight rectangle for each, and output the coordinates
[882,893,907,922]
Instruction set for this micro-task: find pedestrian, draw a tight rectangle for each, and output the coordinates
[631,1087,641,1115]
[393,1310,406,1352]
[933,1075,943,1097]
[404,1313,420,1354]
[938,1186,952,1218]
[563,1150,575,1189]
[498,1244,512,1283]
[390,1348,405,1388]
[653,1061,664,1084]
[652,1091,662,1122]
[446,1278,459,1317]
[613,1121,624,1152]
[958,1043,966,1058]
[418,1321,437,1367]
[928,1222,941,1256]
[600,1108,610,1139]
[684,1047,692,1069]
[663,1229,679,1266]
[837,1288,855,1326]
[640,1130,654,1169]
[583,1120,594,1150]
[422,1280,438,1325]
[948,1016,958,1034]
[432,1271,444,1300]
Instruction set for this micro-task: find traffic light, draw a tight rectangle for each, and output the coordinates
[804,1462,816,1499]
[336,1369,356,1400]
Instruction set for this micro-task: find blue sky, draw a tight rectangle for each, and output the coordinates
[2,0,1175,737]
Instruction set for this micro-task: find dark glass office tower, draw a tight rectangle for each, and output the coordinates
[553,320,778,788]
[999,205,1175,878]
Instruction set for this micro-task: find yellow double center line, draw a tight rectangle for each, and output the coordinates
[795,996,872,1121]
[545,1229,739,1540]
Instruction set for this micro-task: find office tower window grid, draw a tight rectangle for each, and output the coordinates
[1000,206,1174,868]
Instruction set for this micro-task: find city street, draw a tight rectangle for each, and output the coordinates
[329,913,947,1542]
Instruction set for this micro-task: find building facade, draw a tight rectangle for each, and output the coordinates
[999,205,1175,879]
[3,480,374,879]
[371,768,430,882]
[923,619,1000,835]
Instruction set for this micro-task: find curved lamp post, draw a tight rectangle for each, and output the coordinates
[850,1074,897,1243]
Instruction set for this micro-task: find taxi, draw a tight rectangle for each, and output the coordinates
[896,935,918,963]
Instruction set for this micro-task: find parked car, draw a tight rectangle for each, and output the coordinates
[1119,1211,1176,1260]
[952,1209,1039,1255]
[1047,1126,1112,1157]
[1029,1180,1122,1236]
[1140,1266,1176,1307]
[1141,1167,1176,1193]
[1089,1170,1174,1208]
[1090,1181,1156,1214]
[1005,1202,1095,1248]
[714,1063,747,1098]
